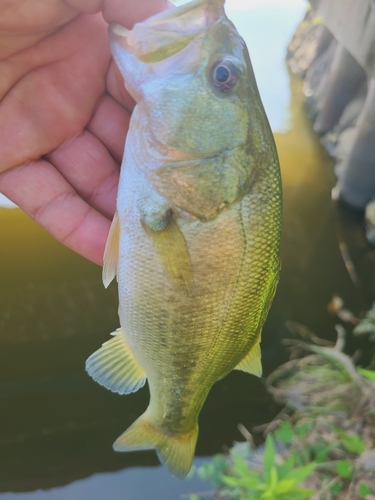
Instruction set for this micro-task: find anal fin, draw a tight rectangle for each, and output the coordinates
[86,329,146,394]
[235,340,262,377]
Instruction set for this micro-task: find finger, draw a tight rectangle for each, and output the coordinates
[106,60,136,113]
[0,14,109,173]
[87,92,130,163]
[102,0,169,27]
[0,160,110,265]
[0,4,79,58]
[64,0,169,25]
[101,0,171,108]
[63,0,103,14]
[47,128,119,218]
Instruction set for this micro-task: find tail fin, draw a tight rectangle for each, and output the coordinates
[113,412,198,479]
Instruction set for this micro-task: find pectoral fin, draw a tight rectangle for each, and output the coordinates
[235,340,262,377]
[102,211,120,288]
[141,211,192,291]
[85,328,146,394]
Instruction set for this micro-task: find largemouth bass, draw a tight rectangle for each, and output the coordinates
[86,0,281,479]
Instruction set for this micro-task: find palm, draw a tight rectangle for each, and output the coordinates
[0,0,167,265]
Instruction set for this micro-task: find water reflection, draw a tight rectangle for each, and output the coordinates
[1,1,374,499]
[0,460,209,500]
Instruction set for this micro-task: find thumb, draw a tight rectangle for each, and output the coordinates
[64,0,170,28]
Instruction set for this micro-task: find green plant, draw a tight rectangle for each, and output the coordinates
[353,302,375,341]
[196,435,315,500]
[191,323,375,499]
[336,460,353,479]
[336,431,366,454]
[197,454,228,488]
[223,434,315,500]
[358,367,375,380]
[273,421,294,444]
[357,482,373,497]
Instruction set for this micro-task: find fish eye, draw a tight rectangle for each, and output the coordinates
[210,58,238,92]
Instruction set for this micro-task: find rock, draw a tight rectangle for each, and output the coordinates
[287,9,329,78]
[365,201,375,245]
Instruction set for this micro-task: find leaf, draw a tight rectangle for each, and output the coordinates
[357,482,373,497]
[197,455,227,486]
[269,466,279,488]
[223,488,243,500]
[243,494,262,500]
[274,421,294,444]
[310,440,337,463]
[294,422,314,439]
[221,475,239,487]
[282,462,316,484]
[291,449,305,467]
[262,487,314,500]
[285,487,316,499]
[277,456,296,479]
[339,432,366,454]
[223,456,260,491]
[353,303,375,338]
[273,478,297,494]
[263,435,276,484]
[329,480,342,497]
[232,455,252,478]
[358,367,375,381]
[222,474,259,490]
[336,459,352,479]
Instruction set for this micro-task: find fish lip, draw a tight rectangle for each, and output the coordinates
[108,0,225,51]
[138,0,225,26]
[109,0,224,36]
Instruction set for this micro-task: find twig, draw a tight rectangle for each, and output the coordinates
[334,207,361,289]
[286,321,334,346]
[334,324,346,351]
[316,475,341,498]
[237,423,256,449]
[252,406,289,434]
[347,462,359,498]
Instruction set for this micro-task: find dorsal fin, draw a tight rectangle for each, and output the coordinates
[102,211,120,288]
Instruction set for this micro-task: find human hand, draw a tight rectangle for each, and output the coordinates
[0,0,168,265]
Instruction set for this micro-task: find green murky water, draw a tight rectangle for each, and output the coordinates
[1,1,375,499]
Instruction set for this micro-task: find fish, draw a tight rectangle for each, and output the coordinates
[86,0,282,479]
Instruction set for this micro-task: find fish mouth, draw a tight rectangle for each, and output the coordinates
[109,0,225,63]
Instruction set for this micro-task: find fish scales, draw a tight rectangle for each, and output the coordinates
[86,0,281,479]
